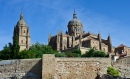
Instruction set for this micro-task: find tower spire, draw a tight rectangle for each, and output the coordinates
[20,7,24,20]
[73,9,77,19]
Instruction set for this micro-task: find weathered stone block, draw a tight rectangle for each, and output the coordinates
[42,54,56,79]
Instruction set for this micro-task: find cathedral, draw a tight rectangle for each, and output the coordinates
[48,11,130,55]
[13,13,30,51]
[12,11,130,56]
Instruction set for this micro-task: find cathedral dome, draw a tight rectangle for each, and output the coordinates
[68,11,82,26]
[17,13,26,25]
[67,11,83,36]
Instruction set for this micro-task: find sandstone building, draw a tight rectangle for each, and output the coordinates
[48,11,113,54]
[48,11,130,55]
[13,13,30,51]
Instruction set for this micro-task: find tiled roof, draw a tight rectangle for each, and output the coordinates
[117,44,127,48]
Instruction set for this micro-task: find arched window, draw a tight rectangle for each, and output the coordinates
[24,30,26,33]
[21,40,23,43]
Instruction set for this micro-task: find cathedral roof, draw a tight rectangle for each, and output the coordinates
[68,10,82,26]
[17,13,26,25]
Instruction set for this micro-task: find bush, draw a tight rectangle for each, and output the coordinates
[71,49,81,55]
[65,49,81,57]
[96,51,106,57]
[55,52,67,57]
[18,50,35,59]
[107,66,120,76]
[29,42,54,58]
[82,48,106,57]
[66,52,79,57]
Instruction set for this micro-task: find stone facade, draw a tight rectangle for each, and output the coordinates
[13,13,31,51]
[48,11,130,56]
[48,11,113,54]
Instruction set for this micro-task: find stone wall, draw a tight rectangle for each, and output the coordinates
[42,54,111,79]
[1,54,130,79]
[0,58,42,79]
[113,63,130,78]
[113,57,130,78]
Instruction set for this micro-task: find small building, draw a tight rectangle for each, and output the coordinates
[115,44,130,56]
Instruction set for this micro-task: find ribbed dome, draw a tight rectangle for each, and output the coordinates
[68,11,82,26]
[17,19,26,25]
[17,13,26,25]
[68,19,82,26]
[67,11,83,36]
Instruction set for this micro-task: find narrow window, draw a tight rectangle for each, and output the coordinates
[24,30,26,33]
[26,41,28,44]
[21,40,23,43]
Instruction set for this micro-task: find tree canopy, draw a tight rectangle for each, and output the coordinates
[82,48,106,57]
[0,42,107,60]
[0,43,12,60]
[65,49,81,57]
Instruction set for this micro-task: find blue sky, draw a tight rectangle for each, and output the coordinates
[0,0,130,50]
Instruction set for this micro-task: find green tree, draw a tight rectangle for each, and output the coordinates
[82,48,106,57]
[65,49,81,57]
[65,52,78,57]
[18,50,35,59]
[107,66,120,76]
[12,34,20,59]
[29,42,54,58]
[54,51,67,57]
[71,49,81,55]
[0,43,12,60]
[96,51,106,57]
[0,34,20,59]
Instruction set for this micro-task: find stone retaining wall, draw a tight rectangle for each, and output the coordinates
[0,58,42,79]
[113,63,130,78]
[42,54,111,79]
[112,57,130,78]
[1,54,130,79]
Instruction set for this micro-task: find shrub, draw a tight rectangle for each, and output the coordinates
[82,48,106,57]
[107,66,120,76]
[71,49,81,55]
[65,49,81,57]
[54,52,67,57]
[18,50,35,59]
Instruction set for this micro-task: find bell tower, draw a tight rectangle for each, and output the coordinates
[13,13,31,51]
